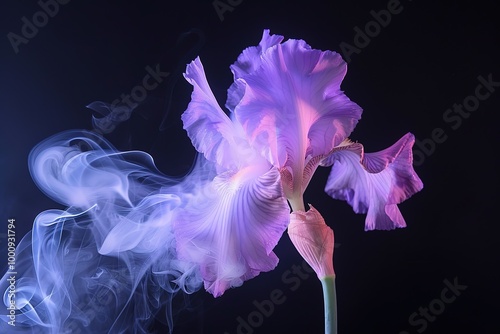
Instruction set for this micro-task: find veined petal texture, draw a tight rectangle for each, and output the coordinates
[174,166,289,297]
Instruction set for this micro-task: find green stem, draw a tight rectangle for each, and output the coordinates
[320,275,337,334]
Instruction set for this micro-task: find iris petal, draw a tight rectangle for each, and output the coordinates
[230,29,284,81]
[182,57,256,171]
[226,29,284,112]
[323,133,423,230]
[234,38,362,179]
[174,166,289,297]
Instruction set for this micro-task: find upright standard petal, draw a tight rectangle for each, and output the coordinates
[226,29,284,111]
[234,38,362,202]
[322,133,423,230]
[182,57,257,171]
[230,29,284,80]
[174,166,289,297]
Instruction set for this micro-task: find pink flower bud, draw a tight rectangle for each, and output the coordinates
[288,205,335,278]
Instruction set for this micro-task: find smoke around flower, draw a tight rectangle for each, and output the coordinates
[0,131,209,333]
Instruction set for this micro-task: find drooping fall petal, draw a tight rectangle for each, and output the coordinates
[288,205,335,278]
[322,133,423,230]
[174,166,289,297]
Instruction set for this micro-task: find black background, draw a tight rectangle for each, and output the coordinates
[1,0,499,333]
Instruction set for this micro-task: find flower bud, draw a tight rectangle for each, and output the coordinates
[288,204,335,278]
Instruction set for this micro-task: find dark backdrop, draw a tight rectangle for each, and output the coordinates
[1,0,499,333]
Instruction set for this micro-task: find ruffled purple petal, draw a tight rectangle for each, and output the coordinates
[323,133,423,230]
[174,165,289,297]
[226,30,284,112]
[234,38,362,177]
[230,29,284,80]
[182,57,258,171]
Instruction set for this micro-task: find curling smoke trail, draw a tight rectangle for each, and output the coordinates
[0,130,213,333]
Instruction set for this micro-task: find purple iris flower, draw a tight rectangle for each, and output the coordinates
[176,30,423,297]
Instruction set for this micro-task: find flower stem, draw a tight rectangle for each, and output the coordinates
[320,275,337,334]
[288,195,305,212]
